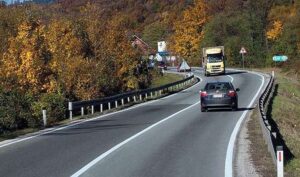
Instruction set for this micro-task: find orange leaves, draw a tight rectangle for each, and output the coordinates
[2,19,51,94]
[267,20,283,40]
[170,0,209,64]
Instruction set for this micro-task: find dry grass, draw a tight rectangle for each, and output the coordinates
[271,70,300,176]
[248,106,276,176]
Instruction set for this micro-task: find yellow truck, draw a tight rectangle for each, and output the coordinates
[202,46,225,76]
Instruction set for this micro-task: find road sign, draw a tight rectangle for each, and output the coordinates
[272,55,288,62]
[240,47,247,54]
[240,47,247,69]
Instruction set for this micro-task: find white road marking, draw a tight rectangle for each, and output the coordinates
[227,75,234,82]
[70,101,200,177]
[224,72,265,177]
[0,76,202,149]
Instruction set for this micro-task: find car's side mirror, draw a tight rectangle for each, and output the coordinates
[236,88,240,92]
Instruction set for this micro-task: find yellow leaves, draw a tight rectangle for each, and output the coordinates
[170,0,209,63]
[126,78,138,90]
[267,20,283,40]
[2,18,51,94]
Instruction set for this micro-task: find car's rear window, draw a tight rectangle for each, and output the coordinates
[205,83,232,91]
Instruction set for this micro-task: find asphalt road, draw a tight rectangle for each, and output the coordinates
[0,68,269,177]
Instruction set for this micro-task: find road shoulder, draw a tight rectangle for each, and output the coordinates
[234,109,259,177]
[234,106,276,177]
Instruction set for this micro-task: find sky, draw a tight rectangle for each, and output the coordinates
[3,0,28,4]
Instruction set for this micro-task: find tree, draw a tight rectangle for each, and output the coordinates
[170,0,209,65]
[46,18,96,100]
[267,20,283,40]
[2,18,52,94]
[142,21,168,49]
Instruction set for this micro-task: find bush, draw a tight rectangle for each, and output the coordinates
[0,88,34,132]
[32,92,66,126]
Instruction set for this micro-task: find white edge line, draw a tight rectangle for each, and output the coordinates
[224,71,265,177]
[0,76,202,149]
[227,75,234,82]
[70,101,200,177]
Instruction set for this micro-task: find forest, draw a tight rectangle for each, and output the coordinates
[0,0,299,131]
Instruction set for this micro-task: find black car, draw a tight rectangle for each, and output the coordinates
[157,61,167,70]
[200,82,239,112]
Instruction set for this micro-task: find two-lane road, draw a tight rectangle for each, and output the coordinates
[0,69,268,177]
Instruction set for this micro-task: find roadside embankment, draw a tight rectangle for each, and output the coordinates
[248,68,300,177]
[270,69,300,176]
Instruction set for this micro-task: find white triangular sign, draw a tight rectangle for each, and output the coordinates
[240,47,247,54]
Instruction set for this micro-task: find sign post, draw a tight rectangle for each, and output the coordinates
[240,47,247,69]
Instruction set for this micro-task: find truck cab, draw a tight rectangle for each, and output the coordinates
[202,46,225,76]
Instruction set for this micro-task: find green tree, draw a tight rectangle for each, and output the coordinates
[142,21,168,49]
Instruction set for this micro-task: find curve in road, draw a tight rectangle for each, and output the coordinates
[0,69,269,177]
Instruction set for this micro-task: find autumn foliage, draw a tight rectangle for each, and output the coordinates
[170,0,209,65]
[0,0,299,132]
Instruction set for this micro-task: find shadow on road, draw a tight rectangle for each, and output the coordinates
[206,107,254,112]
[225,71,247,75]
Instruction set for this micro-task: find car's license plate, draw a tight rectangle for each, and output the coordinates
[213,94,223,98]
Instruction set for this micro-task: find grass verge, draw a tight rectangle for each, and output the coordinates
[248,106,276,176]
[271,70,300,176]
[252,68,300,176]
[150,73,184,88]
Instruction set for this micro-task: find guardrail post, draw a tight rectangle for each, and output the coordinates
[68,102,73,120]
[91,105,94,114]
[108,102,111,110]
[272,70,275,77]
[159,90,162,96]
[134,96,136,102]
[42,109,47,127]
[145,93,148,99]
[81,107,84,116]
[277,146,284,177]
[115,100,118,108]
[139,94,142,101]
[151,92,153,98]
[121,99,124,106]
[100,104,103,113]
[127,97,130,103]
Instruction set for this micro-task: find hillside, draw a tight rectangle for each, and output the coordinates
[0,0,299,134]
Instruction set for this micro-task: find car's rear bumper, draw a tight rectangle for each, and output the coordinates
[201,98,236,108]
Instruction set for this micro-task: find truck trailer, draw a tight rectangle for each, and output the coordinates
[202,46,225,76]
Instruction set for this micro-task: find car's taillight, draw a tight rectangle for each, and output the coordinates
[228,90,236,97]
[200,91,208,97]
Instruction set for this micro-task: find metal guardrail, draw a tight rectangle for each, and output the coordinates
[258,73,277,163]
[68,74,196,119]
[258,72,284,173]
